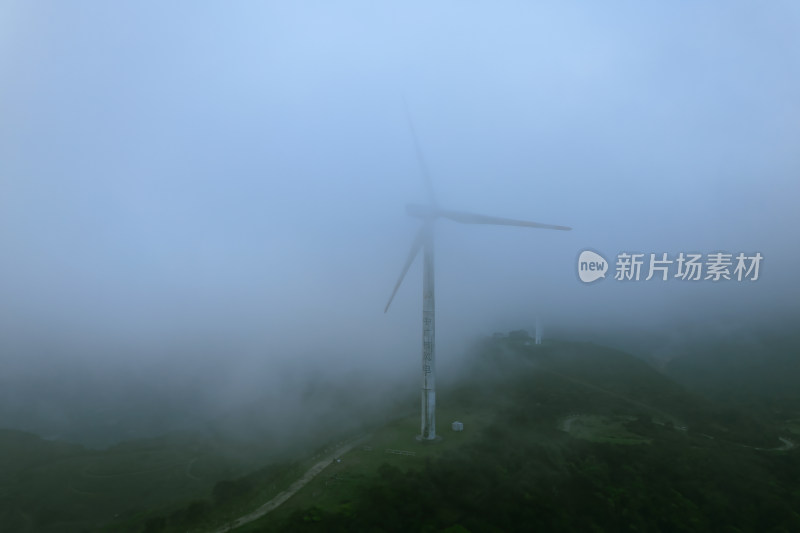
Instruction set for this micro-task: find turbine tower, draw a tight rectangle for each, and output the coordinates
[535,317,542,345]
[384,115,572,440]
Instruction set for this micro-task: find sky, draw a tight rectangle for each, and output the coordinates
[1,2,799,441]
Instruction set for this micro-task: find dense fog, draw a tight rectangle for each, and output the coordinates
[1,1,798,447]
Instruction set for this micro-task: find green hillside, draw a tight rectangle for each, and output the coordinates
[123,335,799,532]
[665,331,800,422]
[4,334,799,532]
[253,336,799,532]
[0,429,284,532]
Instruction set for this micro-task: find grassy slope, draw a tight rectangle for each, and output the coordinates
[0,429,279,532]
[6,335,798,532]
[226,337,796,532]
[665,332,800,416]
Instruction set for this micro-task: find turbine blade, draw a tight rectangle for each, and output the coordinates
[403,96,437,206]
[384,225,426,313]
[440,209,572,231]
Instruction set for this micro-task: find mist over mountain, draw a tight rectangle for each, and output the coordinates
[1,2,799,531]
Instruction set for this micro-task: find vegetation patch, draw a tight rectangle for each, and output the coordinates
[561,414,651,445]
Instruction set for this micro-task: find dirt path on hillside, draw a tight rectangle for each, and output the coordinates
[738,436,796,452]
[543,367,684,427]
[548,363,797,450]
[213,435,367,532]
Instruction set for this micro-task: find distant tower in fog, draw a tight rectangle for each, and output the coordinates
[535,317,542,345]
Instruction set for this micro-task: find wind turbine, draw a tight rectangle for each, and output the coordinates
[384,114,572,441]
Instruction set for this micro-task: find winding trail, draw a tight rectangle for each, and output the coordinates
[561,413,795,451]
[738,436,796,452]
[543,366,684,427]
[551,367,795,451]
[213,435,368,532]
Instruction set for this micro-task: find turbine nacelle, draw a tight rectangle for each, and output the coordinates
[385,205,572,313]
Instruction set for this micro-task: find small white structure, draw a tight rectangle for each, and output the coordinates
[451,421,464,432]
